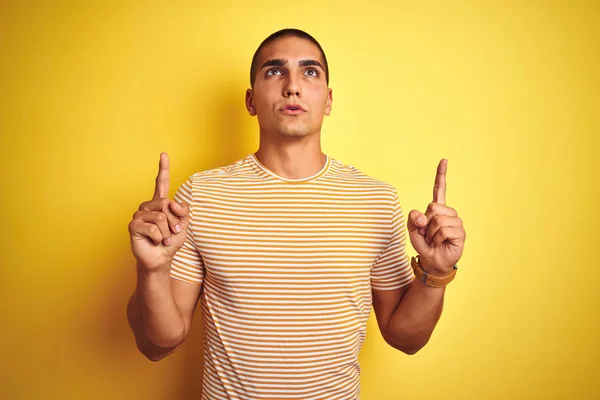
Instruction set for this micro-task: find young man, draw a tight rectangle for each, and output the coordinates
[127,28,466,399]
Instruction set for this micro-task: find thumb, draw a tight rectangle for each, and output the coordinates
[407,210,428,233]
[169,200,189,224]
[408,210,429,250]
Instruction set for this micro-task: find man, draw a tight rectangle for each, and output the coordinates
[127,28,466,399]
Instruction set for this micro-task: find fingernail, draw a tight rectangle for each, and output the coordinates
[165,237,172,245]
[417,216,424,225]
[418,228,426,235]
[175,224,181,233]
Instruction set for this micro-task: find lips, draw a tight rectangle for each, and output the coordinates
[280,103,306,115]
[281,104,306,112]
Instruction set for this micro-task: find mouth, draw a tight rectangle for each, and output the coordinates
[280,104,306,115]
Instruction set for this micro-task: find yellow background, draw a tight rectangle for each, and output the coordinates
[1,1,598,399]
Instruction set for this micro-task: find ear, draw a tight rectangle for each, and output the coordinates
[324,88,333,116]
[245,88,257,116]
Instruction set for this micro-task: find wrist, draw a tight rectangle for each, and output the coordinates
[136,262,172,280]
[418,257,454,276]
[421,264,451,276]
[411,255,458,288]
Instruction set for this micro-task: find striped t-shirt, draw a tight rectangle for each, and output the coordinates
[170,153,415,400]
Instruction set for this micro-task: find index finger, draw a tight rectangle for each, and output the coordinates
[153,152,170,200]
[433,158,447,205]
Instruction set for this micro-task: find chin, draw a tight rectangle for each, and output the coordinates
[277,123,313,138]
[280,130,310,138]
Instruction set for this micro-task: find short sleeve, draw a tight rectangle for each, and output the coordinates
[170,175,205,285]
[370,188,415,291]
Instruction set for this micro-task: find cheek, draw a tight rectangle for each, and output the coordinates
[311,87,329,105]
[254,98,272,116]
[309,93,329,112]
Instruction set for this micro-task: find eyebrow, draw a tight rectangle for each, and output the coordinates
[260,58,325,71]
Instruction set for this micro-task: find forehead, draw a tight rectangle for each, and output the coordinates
[258,36,325,66]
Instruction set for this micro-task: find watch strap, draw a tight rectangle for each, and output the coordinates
[411,255,457,287]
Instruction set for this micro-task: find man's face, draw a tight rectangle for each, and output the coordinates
[246,36,332,139]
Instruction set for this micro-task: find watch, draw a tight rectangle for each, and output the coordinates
[411,255,458,287]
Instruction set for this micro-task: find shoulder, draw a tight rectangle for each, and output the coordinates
[186,154,256,186]
[328,157,398,198]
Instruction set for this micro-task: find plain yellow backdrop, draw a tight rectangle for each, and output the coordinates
[1,1,598,399]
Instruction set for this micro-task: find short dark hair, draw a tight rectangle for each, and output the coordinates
[249,28,329,88]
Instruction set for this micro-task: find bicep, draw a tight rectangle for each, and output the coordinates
[372,281,412,339]
[170,277,202,339]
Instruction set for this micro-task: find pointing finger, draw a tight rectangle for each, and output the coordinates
[153,152,170,200]
[433,158,447,205]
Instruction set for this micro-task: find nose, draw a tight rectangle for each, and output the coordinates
[283,74,301,98]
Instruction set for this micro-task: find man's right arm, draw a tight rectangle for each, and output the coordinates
[127,265,202,361]
[127,264,189,361]
[126,153,200,361]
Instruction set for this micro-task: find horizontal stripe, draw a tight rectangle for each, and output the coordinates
[170,153,415,399]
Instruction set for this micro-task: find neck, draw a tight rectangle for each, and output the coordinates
[254,135,326,180]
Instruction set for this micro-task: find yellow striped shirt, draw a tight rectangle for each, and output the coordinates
[170,153,415,399]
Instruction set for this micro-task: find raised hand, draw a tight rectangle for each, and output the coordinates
[406,159,466,275]
[128,153,190,272]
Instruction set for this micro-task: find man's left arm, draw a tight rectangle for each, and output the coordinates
[373,278,446,355]
[373,159,465,355]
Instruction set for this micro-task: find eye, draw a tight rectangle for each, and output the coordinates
[304,68,319,77]
[266,68,282,77]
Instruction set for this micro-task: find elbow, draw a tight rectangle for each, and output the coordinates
[388,340,423,355]
[141,343,168,362]
[383,333,427,355]
[146,352,167,362]
[144,351,162,362]
[134,340,163,362]
[401,346,423,355]
[135,330,186,362]
[138,340,182,362]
